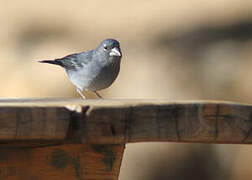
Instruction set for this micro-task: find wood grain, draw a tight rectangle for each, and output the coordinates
[0,144,124,180]
[82,102,252,144]
[0,99,251,144]
[0,107,70,140]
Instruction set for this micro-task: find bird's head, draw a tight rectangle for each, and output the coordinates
[96,39,122,60]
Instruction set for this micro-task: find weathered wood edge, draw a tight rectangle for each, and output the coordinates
[0,99,252,146]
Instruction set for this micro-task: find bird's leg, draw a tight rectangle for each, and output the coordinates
[94,91,103,99]
[77,88,86,100]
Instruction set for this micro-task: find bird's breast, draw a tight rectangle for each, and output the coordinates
[68,58,121,91]
[87,60,120,91]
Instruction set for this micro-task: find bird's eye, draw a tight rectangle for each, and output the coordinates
[104,45,108,50]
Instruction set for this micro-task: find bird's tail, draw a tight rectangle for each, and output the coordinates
[38,59,63,67]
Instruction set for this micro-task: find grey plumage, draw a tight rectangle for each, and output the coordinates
[39,38,122,99]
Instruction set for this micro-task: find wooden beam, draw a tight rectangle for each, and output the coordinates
[0,99,251,145]
[0,144,124,180]
[0,99,251,179]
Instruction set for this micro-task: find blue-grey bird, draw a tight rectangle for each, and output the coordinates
[39,38,122,99]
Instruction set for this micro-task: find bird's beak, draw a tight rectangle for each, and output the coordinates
[109,47,121,57]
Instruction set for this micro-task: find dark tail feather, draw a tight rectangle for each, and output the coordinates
[38,59,63,67]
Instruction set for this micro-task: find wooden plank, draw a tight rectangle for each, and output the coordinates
[0,107,70,140]
[82,102,252,144]
[0,99,251,144]
[0,99,251,180]
[0,144,124,180]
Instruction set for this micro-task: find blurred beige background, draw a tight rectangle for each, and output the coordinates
[1,0,252,179]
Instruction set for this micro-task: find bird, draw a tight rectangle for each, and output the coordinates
[39,38,122,99]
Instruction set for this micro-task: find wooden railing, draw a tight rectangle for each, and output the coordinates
[0,99,251,180]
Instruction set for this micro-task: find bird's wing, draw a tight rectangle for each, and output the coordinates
[55,50,93,70]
